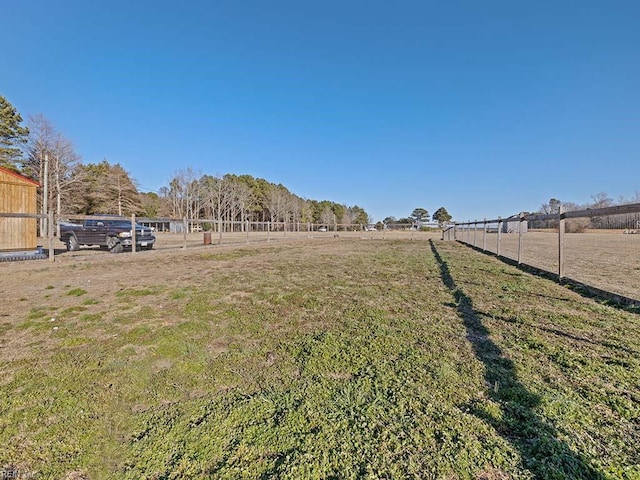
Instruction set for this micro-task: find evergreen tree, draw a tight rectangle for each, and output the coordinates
[433,207,452,226]
[0,95,29,171]
[69,160,141,215]
[410,207,430,223]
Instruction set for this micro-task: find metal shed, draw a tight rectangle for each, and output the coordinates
[501,215,528,234]
[0,167,39,251]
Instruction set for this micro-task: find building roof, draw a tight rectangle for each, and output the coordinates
[0,166,40,187]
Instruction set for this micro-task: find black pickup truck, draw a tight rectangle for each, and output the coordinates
[59,216,156,253]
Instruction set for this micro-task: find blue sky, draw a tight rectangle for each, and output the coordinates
[3,0,639,222]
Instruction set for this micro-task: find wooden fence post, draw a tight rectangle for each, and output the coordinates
[558,206,565,280]
[131,214,137,254]
[182,217,187,249]
[473,220,477,247]
[482,218,487,251]
[497,217,502,257]
[48,211,55,262]
[517,214,524,265]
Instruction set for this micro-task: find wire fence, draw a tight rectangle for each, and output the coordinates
[7,205,638,306]
[443,203,640,305]
[1,212,440,262]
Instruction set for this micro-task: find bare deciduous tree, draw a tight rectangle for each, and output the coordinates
[590,192,613,209]
[166,168,200,221]
[320,206,335,226]
[232,180,254,231]
[266,186,290,228]
[25,114,83,232]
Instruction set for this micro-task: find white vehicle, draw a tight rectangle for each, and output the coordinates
[364,226,377,231]
[318,226,328,232]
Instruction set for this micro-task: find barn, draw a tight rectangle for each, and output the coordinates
[0,166,40,251]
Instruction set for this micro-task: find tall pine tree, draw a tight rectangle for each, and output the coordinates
[0,95,29,171]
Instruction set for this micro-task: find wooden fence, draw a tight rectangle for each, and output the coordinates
[0,212,55,261]
[443,203,640,305]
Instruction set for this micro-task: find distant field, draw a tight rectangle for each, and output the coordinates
[42,229,434,256]
[459,230,640,301]
[1,238,638,478]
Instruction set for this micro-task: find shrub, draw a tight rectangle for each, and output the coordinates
[565,218,591,233]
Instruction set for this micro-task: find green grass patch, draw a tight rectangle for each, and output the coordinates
[27,306,51,320]
[60,336,89,347]
[116,286,163,298]
[78,313,103,323]
[1,240,638,479]
[169,287,191,300]
[67,288,87,296]
[60,306,88,317]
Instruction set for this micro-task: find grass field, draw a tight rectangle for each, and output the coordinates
[457,230,640,302]
[1,238,639,479]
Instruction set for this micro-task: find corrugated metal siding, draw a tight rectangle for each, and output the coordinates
[0,169,38,250]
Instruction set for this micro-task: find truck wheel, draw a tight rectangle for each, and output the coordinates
[107,236,124,253]
[67,234,80,251]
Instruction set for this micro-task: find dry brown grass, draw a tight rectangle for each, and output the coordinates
[1,233,441,350]
[460,230,640,300]
[24,227,640,301]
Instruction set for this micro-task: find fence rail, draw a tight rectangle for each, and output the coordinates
[2,212,438,262]
[443,203,640,305]
[0,211,55,261]
[7,204,637,306]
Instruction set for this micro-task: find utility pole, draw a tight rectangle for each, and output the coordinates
[43,153,49,236]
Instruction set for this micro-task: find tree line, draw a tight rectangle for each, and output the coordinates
[1,95,370,229]
[381,207,452,229]
[152,168,370,227]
